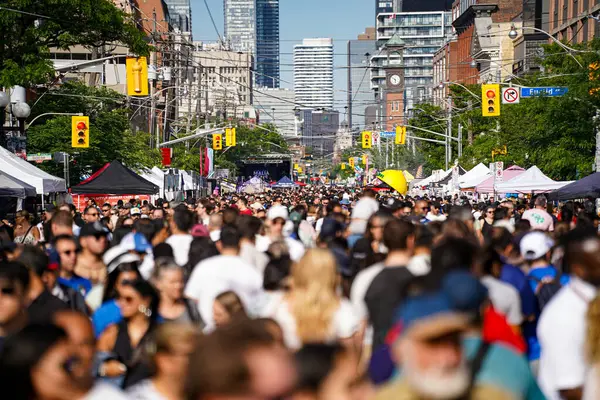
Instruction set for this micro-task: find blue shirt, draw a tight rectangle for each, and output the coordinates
[58,275,92,296]
[92,300,122,338]
[524,265,571,361]
[500,263,536,318]
[464,336,545,400]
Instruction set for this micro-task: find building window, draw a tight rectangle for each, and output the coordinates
[391,101,400,112]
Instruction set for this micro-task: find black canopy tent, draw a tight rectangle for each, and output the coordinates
[71,160,159,195]
[0,171,37,198]
[547,172,600,201]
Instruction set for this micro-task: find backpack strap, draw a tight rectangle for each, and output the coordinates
[467,341,491,395]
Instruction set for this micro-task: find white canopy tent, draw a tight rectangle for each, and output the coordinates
[459,163,490,185]
[180,170,195,191]
[140,168,165,198]
[0,146,66,194]
[495,166,573,193]
[417,168,452,187]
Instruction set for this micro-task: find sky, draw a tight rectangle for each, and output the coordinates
[191,0,374,112]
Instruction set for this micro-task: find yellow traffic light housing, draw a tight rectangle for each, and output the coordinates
[349,157,355,168]
[126,57,149,96]
[225,127,237,147]
[395,126,407,145]
[361,131,372,149]
[362,155,368,165]
[482,84,500,117]
[71,116,90,148]
[213,133,223,150]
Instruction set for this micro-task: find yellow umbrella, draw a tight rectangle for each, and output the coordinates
[403,170,415,183]
[377,170,408,195]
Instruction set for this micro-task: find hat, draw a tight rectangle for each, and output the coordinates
[191,224,210,238]
[520,231,554,261]
[340,198,350,205]
[442,270,488,314]
[289,211,303,224]
[396,292,469,341]
[103,246,141,274]
[130,207,141,216]
[267,205,289,221]
[250,201,264,210]
[120,232,151,254]
[79,221,109,237]
[44,204,56,213]
[122,203,132,209]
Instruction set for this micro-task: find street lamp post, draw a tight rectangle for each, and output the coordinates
[507,25,584,68]
[0,91,31,150]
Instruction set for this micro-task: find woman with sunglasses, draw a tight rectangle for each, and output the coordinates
[152,259,203,326]
[92,260,142,337]
[480,206,496,242]
[96,278,160,389]
[126,323,200,400]
[13,210,39,245]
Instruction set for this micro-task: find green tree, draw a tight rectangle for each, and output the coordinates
[26,83,160,186]
[0,0,150,87]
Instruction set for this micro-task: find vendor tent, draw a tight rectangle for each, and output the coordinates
[272,176,296,189]
[71,160,159,195]
[474,166,525,194]
[438,166,467,185]
[417,168,451,188]
[0,171,37,198]
[0,146,66,193]
[496,166,573,193]
[459,163,490,185]
[239,177,269,194]
[547,172,600,200]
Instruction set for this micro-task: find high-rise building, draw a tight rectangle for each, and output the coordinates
[376,0,401,17]
[256,0,280,88]
[253,88,296,136]
[294,38,334,109]
[163,0,192,33]
[400,0,452,11]
[347,28,376,130]
[224,0,256,53]
[298,109,339,157]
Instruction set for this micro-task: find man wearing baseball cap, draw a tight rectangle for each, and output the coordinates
[74,222,109,285]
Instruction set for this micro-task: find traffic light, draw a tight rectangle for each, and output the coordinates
[395,126,407,145]
[482,84,500,117]
[213,133,223,150]
[348,157,355,168]
[362,155,368,165]
[341,163,346,170]
[361,131,372,149]
[71,116,89,148]
[224,127,237,147]
[126,57,149,96]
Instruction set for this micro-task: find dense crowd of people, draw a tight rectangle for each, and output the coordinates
[0,187,599,399]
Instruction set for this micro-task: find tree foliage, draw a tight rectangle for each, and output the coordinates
[26,83,161,186]
[0,0,150,87]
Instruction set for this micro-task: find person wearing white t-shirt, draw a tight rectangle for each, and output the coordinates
[263,248,358,350]
[165,207,195,267]
[256,205,305,262]
[185,225,264,329]
[537,235,600,400]
[522,195,554,232]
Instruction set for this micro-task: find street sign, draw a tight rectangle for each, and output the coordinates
[26,153,52,162]
[502,87,520,104]
[520,87,568,98]
[380,131,395,138]
[495,161,504,181]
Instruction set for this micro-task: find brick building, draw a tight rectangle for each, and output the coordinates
[549,0,600,42]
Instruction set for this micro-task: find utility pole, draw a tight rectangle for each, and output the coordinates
[458,123,463,158]
[467,100,473,145]
[446,96,452,169]
[151,9,158,148]
[595,110,600,172]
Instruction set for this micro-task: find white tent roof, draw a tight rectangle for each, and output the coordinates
[418,168,452,187]
[459,163,490,184]
[0,146,66,193]
[495,165,573,193]
[180,170,194,191]
[140,168,164,192]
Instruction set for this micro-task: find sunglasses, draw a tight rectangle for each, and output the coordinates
[0,286,16,296]
[61,249,76,256]
[87,213,99,217]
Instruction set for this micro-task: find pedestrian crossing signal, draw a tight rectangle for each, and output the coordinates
[482,84,500,117]
[71,116,89,148]
[225,127,237,147]
[362,131,372,149]
[349,157,355,168]
[395,126,406,145]
[341,163,346,170]
[126,57,149,96]
[213,134,223,150]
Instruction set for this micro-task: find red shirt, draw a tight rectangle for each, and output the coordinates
[239,208,253,216]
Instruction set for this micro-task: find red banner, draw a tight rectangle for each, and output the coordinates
[161,148,172,167]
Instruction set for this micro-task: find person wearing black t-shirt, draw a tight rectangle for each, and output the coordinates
[17,245,68,324]
[351,219,420,351]
[0,261,30,353]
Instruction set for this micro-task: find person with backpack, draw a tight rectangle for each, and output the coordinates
[520,231,570,375]
[537,229,600,400]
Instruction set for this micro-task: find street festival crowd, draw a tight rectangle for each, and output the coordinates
[3,187,600,399]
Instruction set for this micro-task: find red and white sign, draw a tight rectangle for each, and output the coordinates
[72,194,151,212]
[495,162,504,181]
[502,87,520,104]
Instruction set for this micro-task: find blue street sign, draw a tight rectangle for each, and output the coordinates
[520,87,569,98]
[380,131,395,138]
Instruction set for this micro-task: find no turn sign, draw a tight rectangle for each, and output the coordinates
[502,87,520,104]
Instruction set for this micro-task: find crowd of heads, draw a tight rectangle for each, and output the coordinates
[0,187,599,399]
